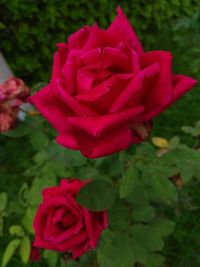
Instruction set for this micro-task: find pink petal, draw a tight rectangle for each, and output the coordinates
[107,7,144,55]
[56,43,68,67]
[68,106,144,136]
[68,26,92,49]
[71,241,89,259]
[60,179,86,196]
[172,74,197,102]
[29,85,72,133]
[110,63,160,113]
[80,125,133,158]
[53,79,99,116]
[83,209,104,248]
[51,52,62,83]
[81,48,101,66]
[77,67,96,94]
[85,74,133,113]
[84,24,121,51]
[57,126,133,158]
[55,230,88,253]
[56,132,80,150]
[140,50,173,106]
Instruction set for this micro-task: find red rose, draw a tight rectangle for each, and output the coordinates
[0,77,30,132]
[33,179,108,259]
[29,7,197,158]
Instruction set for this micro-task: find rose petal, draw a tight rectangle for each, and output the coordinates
[68,26,92,49]
[68,106,144,136]
[140,50,173,106]
[107,6,144,55]
[172,74,197,102]
[80,125,133,158]
[110,63,160,113]
[83,209,105,248]
[28,85,72,133]
[57,125,133,158]
[55,230,88,253]
[54,79,99,116]
[56,43,68,67]
[60,179,86,196]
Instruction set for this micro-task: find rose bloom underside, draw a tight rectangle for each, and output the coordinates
[29,7,197,158]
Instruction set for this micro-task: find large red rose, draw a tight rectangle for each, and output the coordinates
[0,77,30,132]
[29,7,197,158]
[33,179,108,259]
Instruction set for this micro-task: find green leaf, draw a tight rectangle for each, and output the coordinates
[132,205,155,222]
[182,126,199,136]
[195,120,200,130]
[18,183,29,207]
[97,230,135,267]
[119,166,139,198]
[0,192,7,212]
[142,164,177,205]
[22,206,36,234]
[151,218,175,238]
[0,216,3,236]
[30,130,49,151]
[43,250,58,267]
[145,253,165,267]
[76,180,117,211]
[109,202,129,231]
[169,136,180,149]
[33,150,48,163]
[2,123,31,138]
[47,143,86,167]
[9,225,25,237]
[1,239,21,267]
[131,224,164,252]
[148,175,178,205]
[19,236,31,264]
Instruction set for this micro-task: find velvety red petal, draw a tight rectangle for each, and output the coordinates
[71,241,89,259]
[172,74,197,102]
[140,50,173,106]
[28,85,72,133]
[50,220,83,245]
[56,132,80,150]
[59,179,86,196]
[110,63,160,113]
[107,6,144,55]
[68,106,144,136]
[80,126,133,158]
[76,74,132,107]
[68,26,92,49]
[84,24,121,51]
[54,230,88,252]
[57,125,133,158]
[56,43,68,67]
[53,78,99,116]
[83,209,105,248]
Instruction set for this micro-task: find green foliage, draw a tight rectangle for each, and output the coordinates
[19,236,31,264]
[76,180,117,211]
[1,239,21,267]
[0,0,200,84]
[43,250,58,267]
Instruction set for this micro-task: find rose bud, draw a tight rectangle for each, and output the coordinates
[29,7,197,158]
[33,179,108,259]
